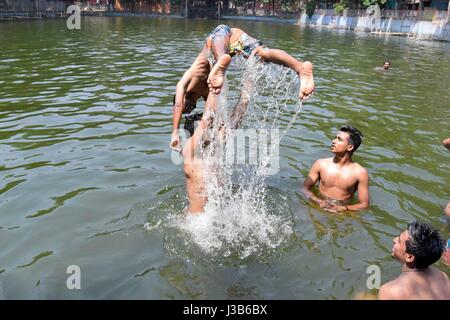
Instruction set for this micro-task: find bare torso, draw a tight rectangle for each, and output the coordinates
[317,157,364,201]
[184,47,211,104]
[182,126,207,214]
[384,267,450,300]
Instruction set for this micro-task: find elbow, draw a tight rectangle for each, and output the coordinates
[301,185,307,194]
[360,200,370,211]
[301,186,311,199]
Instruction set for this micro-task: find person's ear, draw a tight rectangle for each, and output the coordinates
[347,144,354,152]
[405,253,415,264]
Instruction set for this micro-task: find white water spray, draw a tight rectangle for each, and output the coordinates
[169,56,304,261]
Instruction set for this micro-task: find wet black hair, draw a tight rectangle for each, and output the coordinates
[339,125,363,153]
[406,220,446,269]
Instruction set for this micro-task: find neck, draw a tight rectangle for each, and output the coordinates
[333,152,352,165]
[401,264,427,273]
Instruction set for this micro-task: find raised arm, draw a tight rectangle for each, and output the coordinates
[182,93,218,160]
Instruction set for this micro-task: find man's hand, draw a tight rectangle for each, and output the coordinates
[298,61,314,101]
[326,203,348,213]
[316,199,336,212]
[170,130,181,152]
[316,201,348,214]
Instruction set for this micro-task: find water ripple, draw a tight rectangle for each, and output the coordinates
[0,17,448,299]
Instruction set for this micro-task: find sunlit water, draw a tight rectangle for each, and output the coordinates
[0,17,449,299]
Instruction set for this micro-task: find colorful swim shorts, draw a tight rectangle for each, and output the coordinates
[206,24,263,62]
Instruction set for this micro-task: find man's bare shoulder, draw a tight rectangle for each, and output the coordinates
[351,162,369,176]
[316,157,333,166]
[310,158,333,172]
[378,278,407,300]
[430,266,450,281]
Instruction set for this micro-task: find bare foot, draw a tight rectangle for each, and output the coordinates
[299,61,314,100]
[207,54,232,95]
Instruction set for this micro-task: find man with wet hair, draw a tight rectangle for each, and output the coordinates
[383,60,390,70]
[378,221,450,300]
[170,24,315,152]
[302,125,370,212]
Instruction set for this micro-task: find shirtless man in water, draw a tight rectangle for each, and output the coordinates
[378,221,450,300]
[171,24,315,151]
[182,58,250,214]
[302,126,370,212]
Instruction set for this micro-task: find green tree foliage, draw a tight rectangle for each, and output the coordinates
[361,0,387,8]
[306,0,316,18]
[333,0,348,15]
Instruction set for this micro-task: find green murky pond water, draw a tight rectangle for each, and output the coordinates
[0,16,449,299]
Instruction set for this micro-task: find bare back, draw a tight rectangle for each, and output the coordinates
[380,267,450,300]
[182,47,211,102]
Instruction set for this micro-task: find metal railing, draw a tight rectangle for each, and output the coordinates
[0,10,67,20]
[313,8,449,22]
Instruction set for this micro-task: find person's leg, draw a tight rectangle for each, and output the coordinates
[254,46,314,100]
[206,25,232,63]
[205,26,233,95]
[207,54,232,96]
[229,80,253,129]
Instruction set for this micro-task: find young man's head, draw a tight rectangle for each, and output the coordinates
[392,221,445,269]
[331,125,363,155]
[383,61,390,70]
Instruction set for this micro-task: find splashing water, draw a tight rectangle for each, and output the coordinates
[168,56,304,262]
